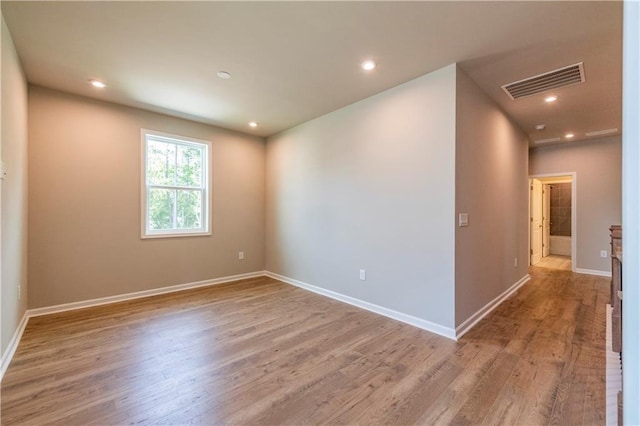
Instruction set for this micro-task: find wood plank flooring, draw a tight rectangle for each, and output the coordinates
[535,255,572,271]
[1,268,608,425]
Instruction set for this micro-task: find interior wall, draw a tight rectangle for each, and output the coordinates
[454,66,530,328]
[28,87,265,308]
[529,135,622,273]
[266,64,457,330]
[1,15,29,355]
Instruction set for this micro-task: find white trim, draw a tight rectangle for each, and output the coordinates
[264,271,457,340]
[28,271,265,318]
[605,304,622,426]
[0,271,266,382]
[529,172,577,272]
[575,268,612,278]
[0,312,29,381]
[455,274,531,339]
[623,3,640,422]
[140,128,212,239]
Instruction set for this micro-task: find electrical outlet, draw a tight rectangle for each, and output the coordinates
[600,250,608,258]
[18,284,21,300]
[238,251,245,260]
[514,258,518,268]
[359,269,366,280]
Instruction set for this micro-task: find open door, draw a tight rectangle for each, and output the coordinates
[530,179,543,265]
[543,184,551,257]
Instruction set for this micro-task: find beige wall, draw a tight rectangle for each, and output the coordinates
[529,135,622,273]
[1,15,29,355]
[266,64,457,330]
[454,67,530,327]
[28,87,265,308]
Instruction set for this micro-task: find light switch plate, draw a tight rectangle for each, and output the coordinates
[459,213,469,227]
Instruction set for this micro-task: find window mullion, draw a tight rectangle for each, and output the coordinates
[148,184,200,191]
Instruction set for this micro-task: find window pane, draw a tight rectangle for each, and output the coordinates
[176,189,202,229]
[176,145,203,188]
[147,140,176,186]
[148,188,175,230]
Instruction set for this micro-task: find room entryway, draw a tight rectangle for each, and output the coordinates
[529,174,575,272]
[535,254,572,270]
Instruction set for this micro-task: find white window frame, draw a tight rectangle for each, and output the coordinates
[141,129,211,239]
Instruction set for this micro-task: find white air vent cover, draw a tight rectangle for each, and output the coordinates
[502,63,585,100]
[533,137,562,145]
[586,128,618,137]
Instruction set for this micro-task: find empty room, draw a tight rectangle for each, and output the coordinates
[1,1,639,425]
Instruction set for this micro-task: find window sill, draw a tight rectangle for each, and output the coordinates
[141,231,211,239]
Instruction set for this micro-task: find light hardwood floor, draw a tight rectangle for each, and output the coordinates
[1,268,607,425]
[535,255,572,271]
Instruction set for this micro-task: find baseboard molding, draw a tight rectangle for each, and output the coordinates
[0,270,266,382]
[264,271,457,340]
[575,268,612,278]
[2,269,531,381]
[28,271,266,318]
[455,274,531,339]
[1,312,29,381]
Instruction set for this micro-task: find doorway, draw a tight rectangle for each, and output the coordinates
[529,173,576,271]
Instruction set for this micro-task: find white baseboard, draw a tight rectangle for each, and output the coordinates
[1,312,29,381]
[0,270,265,382]
[264,271,457,340]
[455,274,531,339]
[575,268,612,278]
[1,269,530,382]
[28,271,266,318]
[605,304,622,426]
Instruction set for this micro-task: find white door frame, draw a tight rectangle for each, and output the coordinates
[528,172,577,272]
[530,179,543,265]
[542,183,551,257]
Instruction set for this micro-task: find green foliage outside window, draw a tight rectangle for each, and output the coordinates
[145,137,206,232]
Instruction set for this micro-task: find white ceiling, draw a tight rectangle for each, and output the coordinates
[1,1,622,143]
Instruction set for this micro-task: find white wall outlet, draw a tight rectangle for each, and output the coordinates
[0,161,6,181]
[600,250,608,258]
[359,269,366,280]
[238,251,245,260]
[458,213,469,227]
[18,284,21,300]
[514,258,518,267]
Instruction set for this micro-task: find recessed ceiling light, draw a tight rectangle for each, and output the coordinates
[249,121,258,128]
[565,133,575,139]
[90,79,106,89]
[217,71,231,80]
[361,60,376,71]
[535,124,546,131]
[544,95,558,103]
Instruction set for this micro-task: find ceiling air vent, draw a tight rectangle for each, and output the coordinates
[502,62,585,100]
[533,137,562,145]
[586,128,618,137]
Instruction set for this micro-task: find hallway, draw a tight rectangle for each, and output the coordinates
[535,255,572,271]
